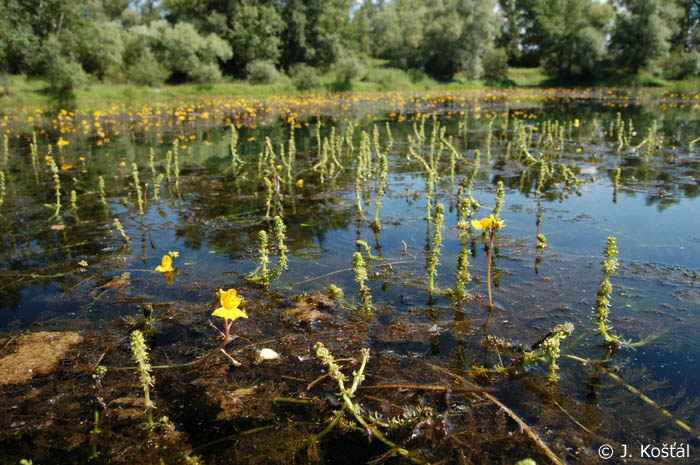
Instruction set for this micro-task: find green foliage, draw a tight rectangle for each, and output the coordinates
[364,67,413,89]
[123,20,232,84]
[482,48,509,79]
[41,36,89,96]
[659,51,700,80]
[533,0,611,79]
[610,0,681,73]
[374,0,499,80]
[246,60,281,84]
[125,49,169,87]
[70,21,124,80]
[291,63,321,91]
[334,52,367,83]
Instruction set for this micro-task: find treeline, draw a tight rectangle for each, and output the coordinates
[0,0,698,95]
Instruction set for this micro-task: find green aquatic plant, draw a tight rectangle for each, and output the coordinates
[132,163,144,217]
[594,236,624,348]
[98,175,108,210]
[90,365,107,460]
[70,190,79,221]
[353,250,373,314]
[130,329,155,425]
[30,131,39,182]
[153,173,164,203]
[472,322,574,382]
[255,230,270,283]
[0,170,5,209]
[466,150,481,210]
[370,127,390,232]
[427,203,444,297]
[165,149,172,185]
[113,218,130,243]
[149,147,156,184]
[47,156,62,218]
[311,343,423,464]
[268,215,288,280]
[453,188,472,298]
[356,240,379,261]
[173,140,180,191]
[2,134,8,168]
[230,123,242,172]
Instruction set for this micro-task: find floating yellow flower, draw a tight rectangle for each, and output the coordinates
[471,215,505,231]
[573,118,580,128]
[296,179,304,188]
[60,164,72,171]
[155,254,174,272]
[212,289,248,322]
[57,138,69,148]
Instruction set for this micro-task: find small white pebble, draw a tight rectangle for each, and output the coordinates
[257,348,280,362]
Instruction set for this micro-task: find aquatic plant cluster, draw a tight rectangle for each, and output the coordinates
[1,88,700,464]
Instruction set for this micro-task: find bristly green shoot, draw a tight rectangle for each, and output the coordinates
[153,173,164,203]
[256,230,270,283]
[453,189,472,299]
[427,203,444,297]
[594,236,624,348]
[47,156,62,218]
[113,218,130,244]
[132,163,144,217]
[356,240,380,261]
[173,139,180,192]
[269,215,288,280]
[165,149,172,186]
[0,170,5,209]
[130,330,155,425]
[353,250,373,314]
[471,322,574,382]
[230,123,242,172]
[149,147,156,184]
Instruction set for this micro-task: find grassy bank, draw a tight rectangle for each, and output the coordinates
[1,67,697,108]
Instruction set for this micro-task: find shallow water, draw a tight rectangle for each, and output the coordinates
[1,88,699,464]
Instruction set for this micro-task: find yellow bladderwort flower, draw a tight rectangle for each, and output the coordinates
[471,215,504,231]
[155,254,174,272]
[57,138,69,148]
[296,179,304,188]
[212,289,248,322]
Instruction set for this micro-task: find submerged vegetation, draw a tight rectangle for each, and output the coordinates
[0,87,699,464]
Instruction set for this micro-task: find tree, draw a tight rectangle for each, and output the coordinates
[373,0,428,70]
[532,0,611,79]
[497,0,522,64]
[280,0,354,70]
[163,0,284,75]
[610,0,681,73]
[123,20,232,83]
[422,0,499,80]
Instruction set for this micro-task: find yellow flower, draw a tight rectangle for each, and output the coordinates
[573,118,580,128]
[471,215,505,231]
[60,164,72,171]
[212,289,248,322]
[155,254,174,272]
[168,250,179,258]
[296,179,304,188]
[57,138,69,148]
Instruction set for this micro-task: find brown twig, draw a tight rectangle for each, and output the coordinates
[425,362,565,465]
[358,384,496,394]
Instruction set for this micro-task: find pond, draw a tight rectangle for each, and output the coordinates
[0,88,699,464]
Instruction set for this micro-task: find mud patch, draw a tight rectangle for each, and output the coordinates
[0,331,83,385]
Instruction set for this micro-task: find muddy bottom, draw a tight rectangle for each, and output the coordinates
[0,288,565,465]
